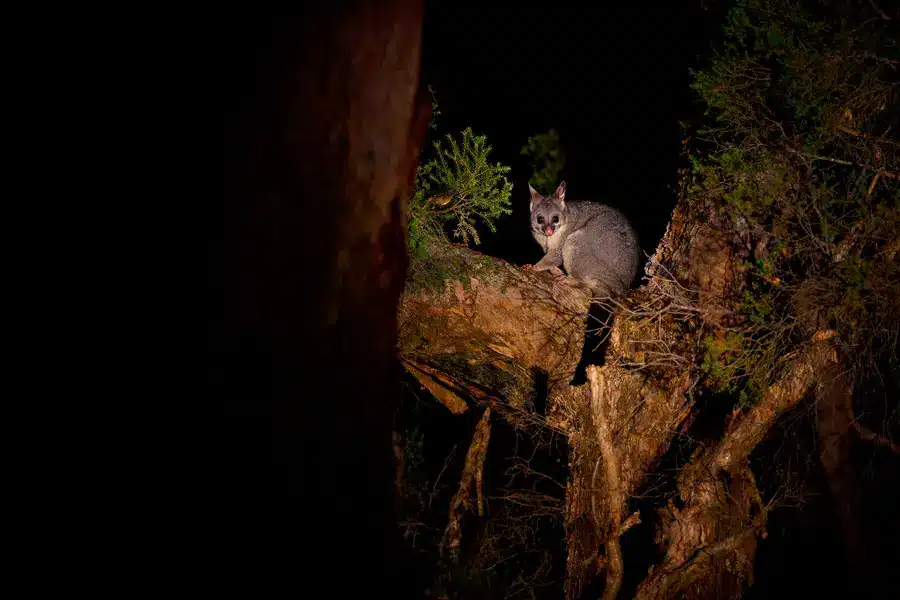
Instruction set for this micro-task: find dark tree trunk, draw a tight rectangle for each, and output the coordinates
[215,2,426,596]
[816,369,871,592]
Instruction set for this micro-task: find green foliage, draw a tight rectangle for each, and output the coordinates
[409,126,513,247]
[407,216,428,261]
[686,0,900,399]
[700,330,745,391]
[520,129,567,192]
[426,85,441,130]
[404,88,512,293]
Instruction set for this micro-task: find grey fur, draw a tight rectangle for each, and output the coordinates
[529,181,640,298]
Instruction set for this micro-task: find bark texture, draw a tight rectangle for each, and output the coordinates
[440,406,493,559]
[398,196,846,600]
[399,242,593,423]
[634,332,838,600]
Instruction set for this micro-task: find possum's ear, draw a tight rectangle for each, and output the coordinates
[555,181,566,208]
[528,184,541,210]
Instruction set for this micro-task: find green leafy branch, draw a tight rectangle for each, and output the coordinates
[410,127,513,246]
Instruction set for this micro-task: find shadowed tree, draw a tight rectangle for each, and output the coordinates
[216,2,430,596]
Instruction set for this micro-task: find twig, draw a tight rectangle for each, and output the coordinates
[792,149,899,179]
[683,519,765,567]
[430,445,458,509]
[868,0,892,21]
[616,511,642,537]
[837,124,900,147]
[866,171,882,201]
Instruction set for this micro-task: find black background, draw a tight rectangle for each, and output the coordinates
[420,0,721,265]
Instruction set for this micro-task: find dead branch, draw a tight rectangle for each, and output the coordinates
[440,406,493,559]
[617,510,642,537]
[797,150,899,179]
[837,125,900,146]
[402,358,470,414]
[587,366,628,600]
[866,170,882,201]
[430,445,458,510]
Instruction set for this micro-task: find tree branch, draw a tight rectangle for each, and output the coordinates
[801,152,898,179]
[712,331,838,471]
[866,171,883,201]
[402,358,470,414]
[587,366,627,600]
[440,406,492,559]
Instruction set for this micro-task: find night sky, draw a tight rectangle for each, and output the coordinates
[420,0,721,264]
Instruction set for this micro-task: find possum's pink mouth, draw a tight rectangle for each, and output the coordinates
[544,226,554,236]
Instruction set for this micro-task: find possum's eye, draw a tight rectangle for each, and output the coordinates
[537,216,544,224]
[552,215,559,223]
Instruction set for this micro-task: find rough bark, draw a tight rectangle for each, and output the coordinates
[395,200,725,598]
[634,332,838,600]
[397,195,850,600]
[559,197,738,600]
[565,198,846,600]
[395,209,706,598]
[440,406,493,559]
[587,366,631,600]
[217,2,426,596]
[399,241,593,424]
[561,361,694,600]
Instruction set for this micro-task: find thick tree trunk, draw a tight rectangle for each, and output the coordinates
[216,2,426,596]
[816,369,867,587]
[559,198,739,600]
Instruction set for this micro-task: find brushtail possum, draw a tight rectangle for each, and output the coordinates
[529,181,640,298]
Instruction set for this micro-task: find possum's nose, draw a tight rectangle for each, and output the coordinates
[544,226,554,236]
